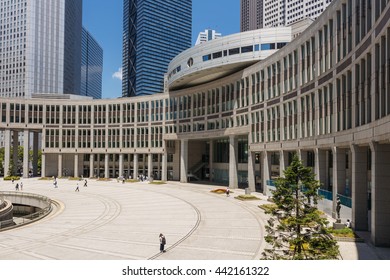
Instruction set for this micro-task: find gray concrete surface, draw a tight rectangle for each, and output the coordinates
[0,178,389,260]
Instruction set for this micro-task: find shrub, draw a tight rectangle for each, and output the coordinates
[329,227,357,238]
[39,177,53,180]
[149,181,166,185]
[4,176,20,181]
[97,178,112,181]
[68,177,81,181]
[258,204,277,212]
[125,179,139,183]
[234,194,260,201]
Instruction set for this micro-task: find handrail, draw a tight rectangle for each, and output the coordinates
[0,192,53,230]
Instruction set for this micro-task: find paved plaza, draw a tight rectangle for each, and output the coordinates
[0,178,389,260]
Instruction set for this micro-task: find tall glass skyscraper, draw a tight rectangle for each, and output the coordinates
[81,27,103,99]
[122,0,192,97]
[0,0,82,98]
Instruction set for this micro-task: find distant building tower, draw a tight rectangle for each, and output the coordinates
[0,0,82,98]
[195,29,222,45]
[264,0,334,27]
[81,28,103,99]
[122,0,192,97]
[240,0,263,32]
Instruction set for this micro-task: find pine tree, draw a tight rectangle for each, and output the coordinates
[262,154,340,260]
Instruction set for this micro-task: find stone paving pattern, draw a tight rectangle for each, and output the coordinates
[0,178,389,260]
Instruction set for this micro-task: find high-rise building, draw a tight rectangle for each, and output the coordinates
[240,0,263,32]
[122,0,192,97]
[81,27,103,99]
[0,0,82,98]
[263,0,333,27]
[195,29,222,45]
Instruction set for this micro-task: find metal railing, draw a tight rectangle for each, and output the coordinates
[0,192,52,230]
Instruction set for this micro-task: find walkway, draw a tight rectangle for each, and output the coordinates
[0,178,389,260]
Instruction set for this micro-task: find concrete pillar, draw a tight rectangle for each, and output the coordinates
[134,154,139,179]
[180,139,188,183]
[41,154,46,178]
[23,130,29,178]
[74,154,79,178]
[32,132,39,176]
[147,154,152,179]
[350,145,369,231]
[298,149,308,166]
[119,154,124,177]
[58,154,63,178]
[229,135,238,189]
[104,154,109,178]
[89,154,94,178]
[162,152,167,181]
[332,147,347,218]
[369,142,390,246]
[314,148,327,187]
[12,131,18,175]
[247,150,256,192]
[279,150,289,177]
[4,129,11,177]
[209,140,214,182]
[261,151,271,195]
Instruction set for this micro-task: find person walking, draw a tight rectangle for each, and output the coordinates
[84,179,88,187]
[20,181,23,191]
[159,233,166,253]
[15,183,19,191]
[226,187,230,197]
[75,183,80,192]
[54,178,58,188]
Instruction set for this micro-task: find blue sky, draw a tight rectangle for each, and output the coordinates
[82,0,240,99]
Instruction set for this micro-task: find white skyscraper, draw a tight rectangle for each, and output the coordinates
[195,29,222,45]
[263,0,333,27]
[0,0,82,98]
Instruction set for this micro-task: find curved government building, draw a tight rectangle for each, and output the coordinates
[1,0,390,246]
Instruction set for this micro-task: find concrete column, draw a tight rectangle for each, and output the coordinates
[162,152,167,181]
[279,150,289,177]
[314,148,327,187]
[41,154,46,178]
[369,142,390,246]
[119,154,124,177]
[298,149,308,166]
[12,131,18,175]
[58,154,63,178]
[104,154,109,178]
[247,150,256,192]
[89,154,94,178]
[4,129,11,177]
[147,154,152,179]
[261,151,271,195]
[229,135,238,189]
[180,139,188,183]
[134,154,139,179]
[350,145,369,231]
[209,140,214,182]
[332,146,347,218]
[32,132,39,176]
[23,130,29,178]
[74,154,79,178]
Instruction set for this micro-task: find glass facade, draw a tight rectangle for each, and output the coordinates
[122,0,192,97]
[0,0,82,98]
[81,27,103,99]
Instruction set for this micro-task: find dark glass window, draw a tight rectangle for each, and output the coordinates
[229,48,240,55]
[212,51,222,59]
[202,54,211,61]
[241,45,253,53]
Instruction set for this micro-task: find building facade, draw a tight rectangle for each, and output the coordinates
[1,0,390,247]
[0,0,82,98]
[122,0,192,97]
[264,0,333,27]
[195,29,222,46]
[81,27,103,99]
[240,0,264,32]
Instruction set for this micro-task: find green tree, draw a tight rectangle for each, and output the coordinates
[262,154,340,260]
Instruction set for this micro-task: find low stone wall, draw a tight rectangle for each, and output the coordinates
[0,192,52,231]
